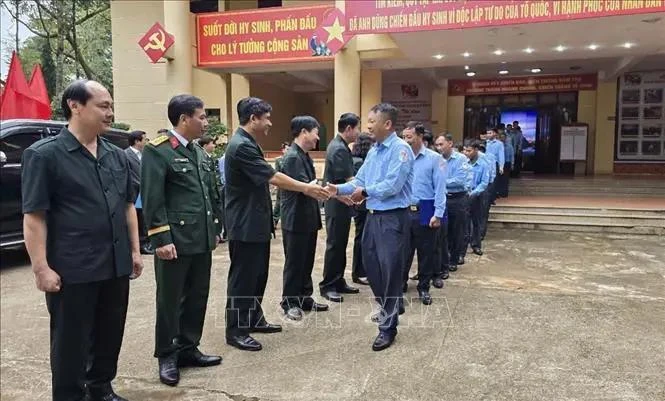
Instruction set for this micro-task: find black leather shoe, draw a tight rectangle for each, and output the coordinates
[226,335,262,351]
[322,291,343,303]
[432,278,444,289]
[372,333,395,351]
[178,348,222,367]
[89,391,129,401]
[302,300,329,312]
[285,307,303,321]
[457,256,465,265]
[409,273,419,281]
[441,270,450,279]
[449,264,458,272]
[472,248,483,256]
[250,322,282,334]
[352,277,370,285]
[419,291,433,305]
[158,354,179,386]
[338,284,360,294]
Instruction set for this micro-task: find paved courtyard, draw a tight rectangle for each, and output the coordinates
[1,229,664,401]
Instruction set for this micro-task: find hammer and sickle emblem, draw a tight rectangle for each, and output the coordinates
[144,29,166,52]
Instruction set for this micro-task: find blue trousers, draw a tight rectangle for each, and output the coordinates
[362,209,409,336]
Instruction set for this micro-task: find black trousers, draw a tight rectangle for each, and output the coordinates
[404,210,437,291]
[461,195,471,258]
[135,208,148,247]
[281,230,317,310]
[470,193,485,249]
[363,209,409,336]
[497,163,511,197]
[226,240,270,338]
[511,151,522,177]
[154,252,212,357]
[447,194,467,266]
[351,210,367,280]
[320,214,351,292]
[435,221,447,277]
[47,276,129,401]
[481,182,493,239]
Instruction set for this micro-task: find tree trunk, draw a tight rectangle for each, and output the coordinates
[54,0,67,95]
[13,0,19,55]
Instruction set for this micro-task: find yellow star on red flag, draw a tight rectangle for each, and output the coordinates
[323,16,345,44]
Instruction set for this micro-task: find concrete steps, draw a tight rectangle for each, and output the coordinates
[489,205,665,235]
[510,178,665,197]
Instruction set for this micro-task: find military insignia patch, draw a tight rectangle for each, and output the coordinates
[150,135,169,146]
[399,149,408,162]
[169,136,179,149]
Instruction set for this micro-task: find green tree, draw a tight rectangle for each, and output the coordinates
[1,0,112,96]
[40,39,56,99]
[206,118,228,159]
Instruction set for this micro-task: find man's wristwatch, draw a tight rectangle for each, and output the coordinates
[361,189,368,198]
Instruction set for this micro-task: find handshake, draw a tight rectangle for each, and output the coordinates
[303,181,367,206]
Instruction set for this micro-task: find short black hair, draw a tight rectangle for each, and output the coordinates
[167,95,204,127]
[352,132,374,159]
[338,112,360,133]
[290,115,320,138]
[423,130,433,145]
[454,141,464,152]
[198,135,214,146]
[404,121,425,135]
[237,97,272,125]
[442,133,454,143]
[370,103,398,128]
[61,79,92,120]
[128,130,146,146]
[513,120,519,125]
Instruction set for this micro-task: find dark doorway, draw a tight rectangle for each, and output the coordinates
[464,92,578,174]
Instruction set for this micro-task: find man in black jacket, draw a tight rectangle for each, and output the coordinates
[224,97,330,351]
[279,116,329,321]
[319,113,361,302]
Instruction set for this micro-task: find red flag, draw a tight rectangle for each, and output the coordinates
[0,51,51,120]
[313,8,352,55]
[28,64,51,119]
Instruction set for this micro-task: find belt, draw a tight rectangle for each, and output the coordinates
[409,205,419,212]
[447,192,467,198]
[368,207,407,215]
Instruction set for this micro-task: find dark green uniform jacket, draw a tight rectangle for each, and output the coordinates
[141,133,222,255]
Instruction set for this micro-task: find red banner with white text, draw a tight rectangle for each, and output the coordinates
[345,0,665,35]
[197,5,340,67]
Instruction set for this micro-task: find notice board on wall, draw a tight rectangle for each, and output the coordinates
[560,124,588,161]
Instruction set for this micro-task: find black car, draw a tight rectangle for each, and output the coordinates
[0,119,130,249]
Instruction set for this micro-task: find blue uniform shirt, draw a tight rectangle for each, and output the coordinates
[504,141,515,167]
[469,155,490,196]
[410,145,447,218]
[218,154,226,185]
[337,132,414,211]
[479,152,496,182]
[487,138,505,167]
[444,150,471,194]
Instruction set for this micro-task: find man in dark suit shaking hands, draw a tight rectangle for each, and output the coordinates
[124,130,153,255]
[279,116,329,321]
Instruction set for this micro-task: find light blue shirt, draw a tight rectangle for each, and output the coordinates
[504,141,515,167]
[511,128,523,152]
[410,145,447,218]
[487,138,505,167]
[218,154,225,185]
[469,155,490,196]
[444,150,471,194]
[479,152,496,182]
[337,132,414,211]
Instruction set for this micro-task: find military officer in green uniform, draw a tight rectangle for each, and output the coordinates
[141,95,223,387]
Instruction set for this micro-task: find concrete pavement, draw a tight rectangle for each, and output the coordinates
[2,229,664,401]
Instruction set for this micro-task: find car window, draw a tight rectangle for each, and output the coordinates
[0,131,43,164]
